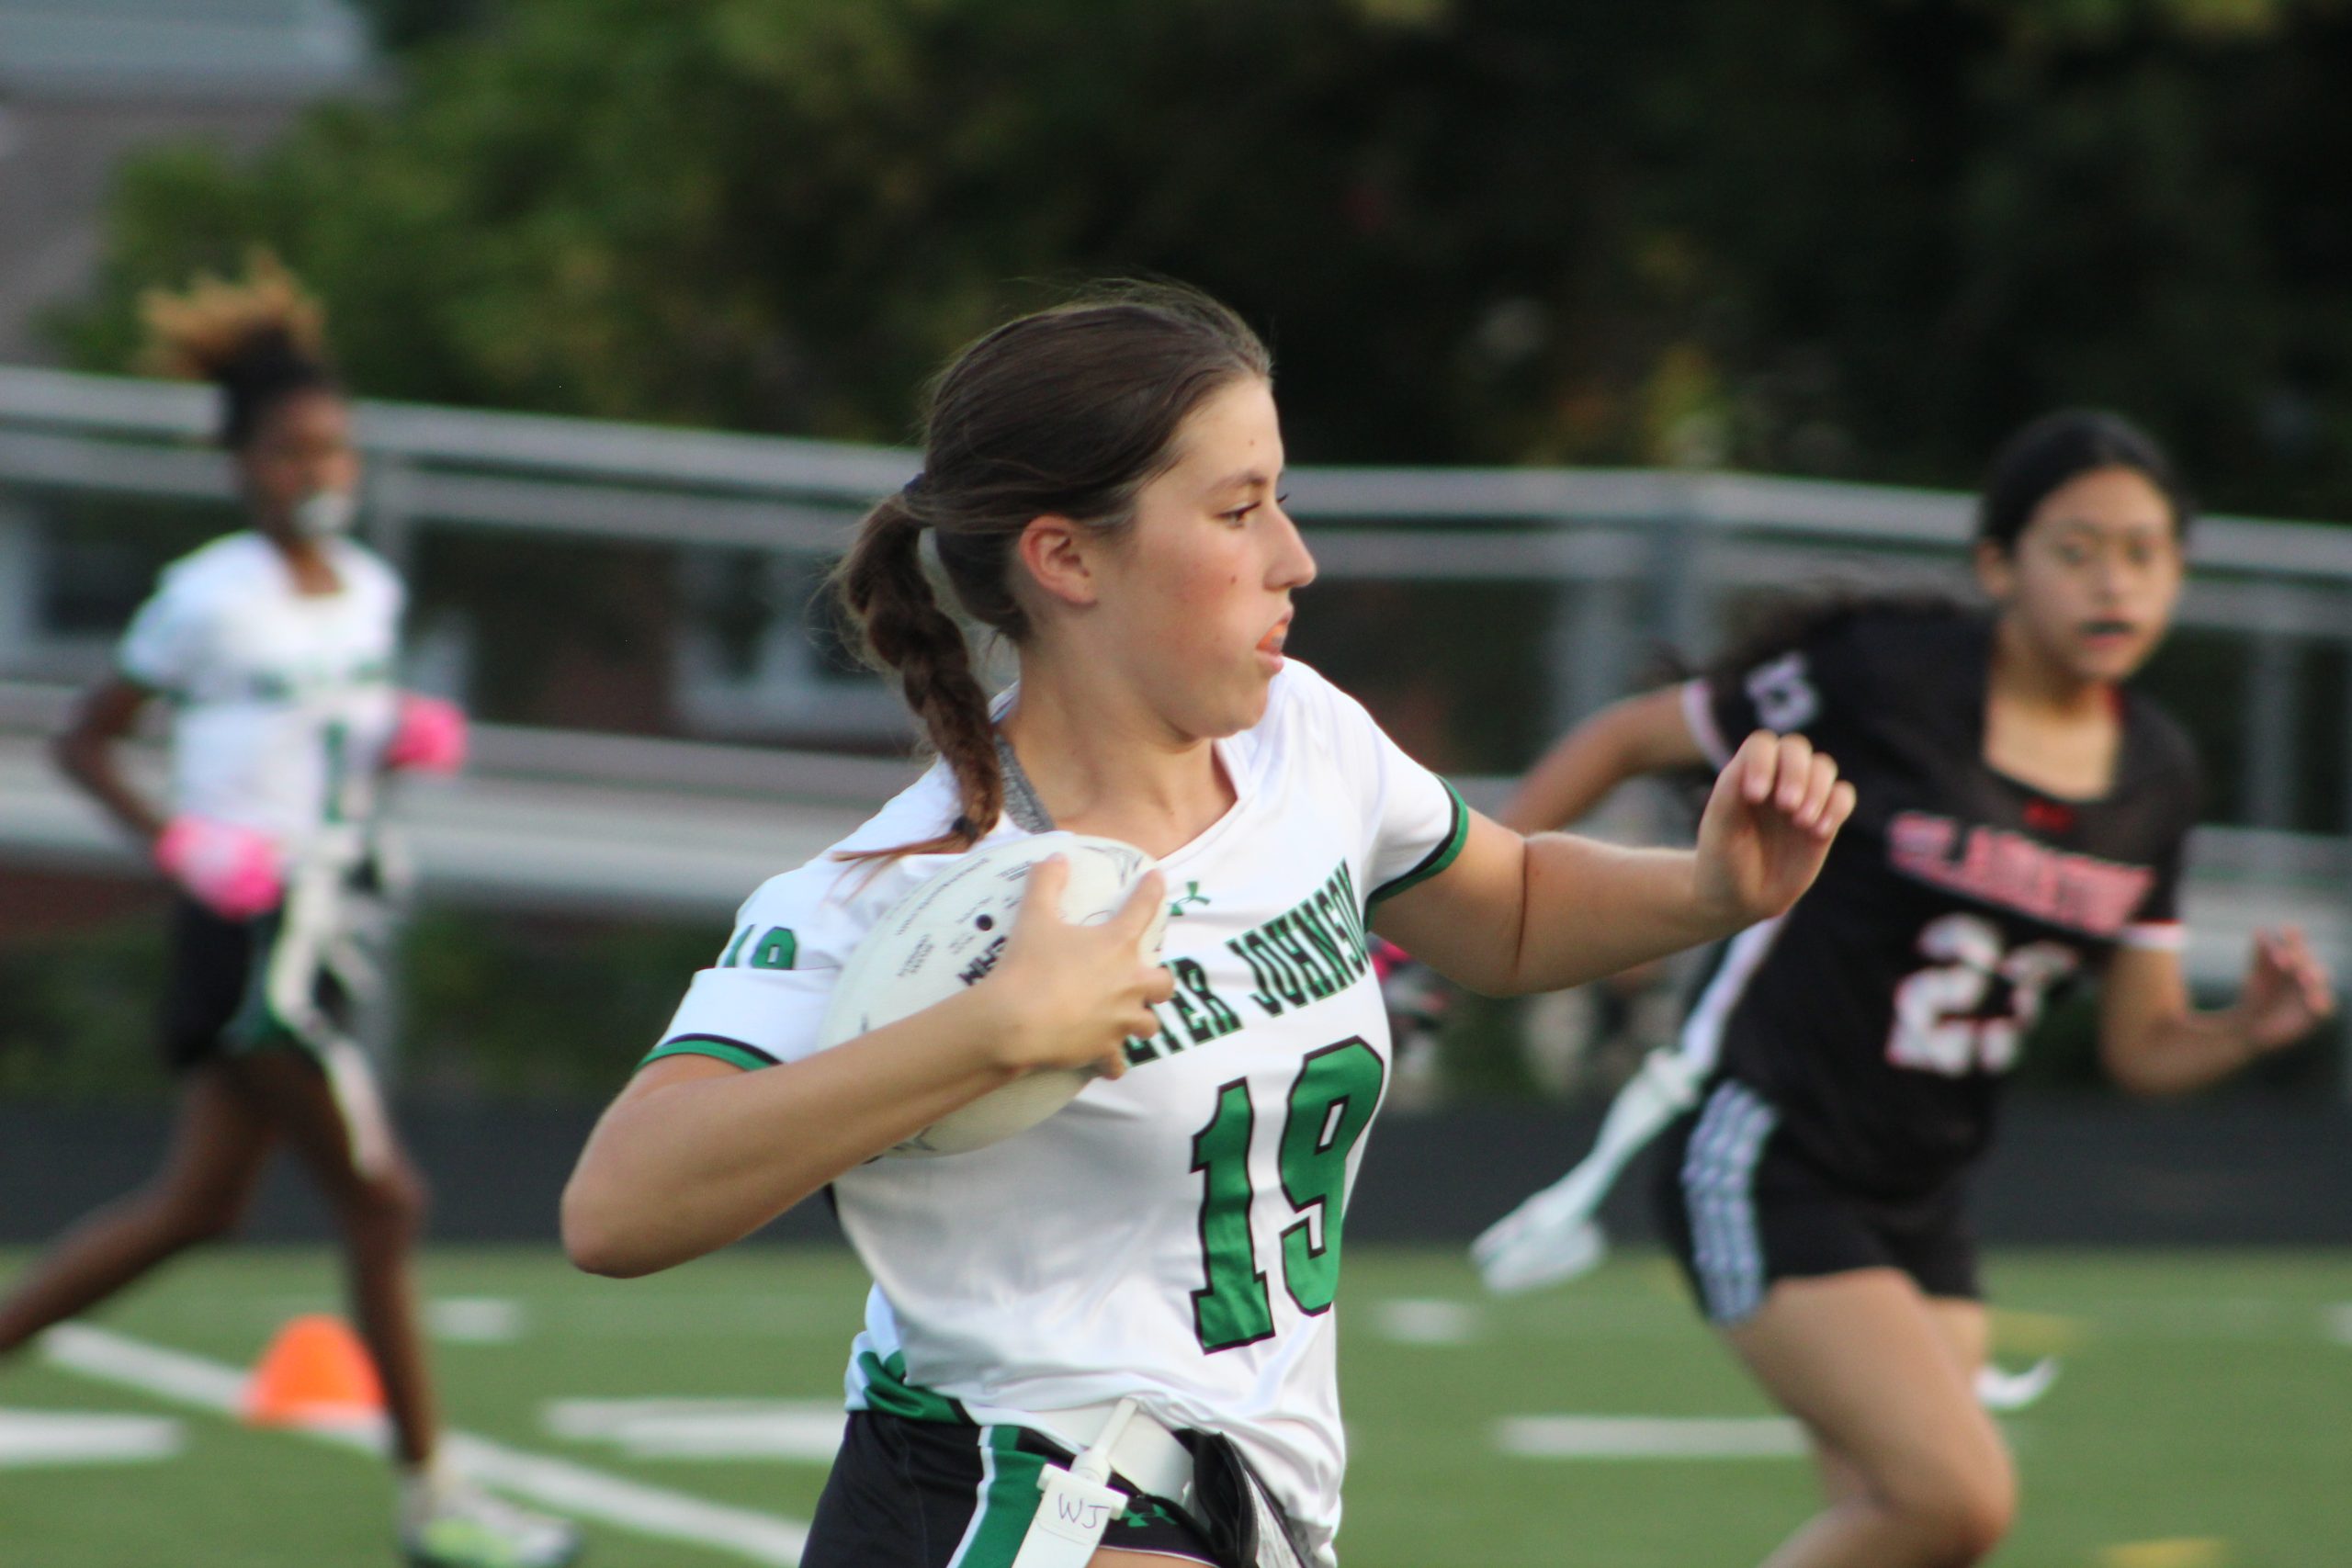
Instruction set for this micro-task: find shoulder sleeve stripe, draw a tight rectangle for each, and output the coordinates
[2116,920,2187,952]
[1680,678,1734,769]
[1369,781,1470,907]
[640,1034,781,1073]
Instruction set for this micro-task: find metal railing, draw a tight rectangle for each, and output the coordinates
[4,363,2349,988]
[8,361,2351,811]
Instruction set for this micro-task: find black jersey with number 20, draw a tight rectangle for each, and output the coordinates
[1679,606,2200,1199]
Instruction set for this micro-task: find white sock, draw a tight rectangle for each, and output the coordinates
[398,1455,456,1529]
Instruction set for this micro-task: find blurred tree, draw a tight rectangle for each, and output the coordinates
[55,0,2352,513]
[352,0,496,50]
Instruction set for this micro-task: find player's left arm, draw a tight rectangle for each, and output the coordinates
[2099,929,2335,1095]
[1374,729,1855,995]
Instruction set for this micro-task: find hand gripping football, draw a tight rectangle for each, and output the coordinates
[817,831,1168,1157]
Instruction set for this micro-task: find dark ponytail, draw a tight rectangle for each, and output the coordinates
[832,282,1272,858]
[1698,407,2189,682]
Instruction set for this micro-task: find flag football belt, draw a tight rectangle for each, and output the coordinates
[1029,1395,1199,1505]
[248,826,406,1179]
[1007,1397,1193,1568]
[1006,1398,1313,1568]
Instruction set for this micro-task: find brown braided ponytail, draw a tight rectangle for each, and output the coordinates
[834,489,1006,853]
[833,282,1272,859]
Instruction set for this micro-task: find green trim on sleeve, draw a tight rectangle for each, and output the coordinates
[1368,780,1470,906]
[113,661,183,705]
[639,1035,779,1073]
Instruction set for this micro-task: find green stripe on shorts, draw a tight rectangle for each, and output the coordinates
[221,908,307,1057]
[950,1426,1046,1568]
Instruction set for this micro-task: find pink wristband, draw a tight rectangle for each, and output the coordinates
[153,817,283,920]
[383,693,468,774]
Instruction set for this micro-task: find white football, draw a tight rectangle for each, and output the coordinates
[818,831,1166,1157]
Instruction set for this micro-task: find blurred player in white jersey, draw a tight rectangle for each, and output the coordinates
[564,283,1860,1568]
[0,256,577,1568]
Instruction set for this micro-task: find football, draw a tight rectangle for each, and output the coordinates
[817,831,1167,1156]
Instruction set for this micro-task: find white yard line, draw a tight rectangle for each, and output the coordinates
[40,1324,809,1565]
[440,1433,811,1562]
[0,1408,184,1468]
[43,1325,247,1409]
[426,1297,527,1344]
[544,1398,847,1461]
[1494,1414,1808,1460]
[1368,1299,1482,1346]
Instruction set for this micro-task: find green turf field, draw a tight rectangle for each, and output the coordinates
[2,1245,2346,1566]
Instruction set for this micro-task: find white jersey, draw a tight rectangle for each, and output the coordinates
[653,660,1466,1562]
[117,531,403,849]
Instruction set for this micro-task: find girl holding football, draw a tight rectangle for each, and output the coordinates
[1478,409,2335,1567]
[565,283,1858,1567]
[0,257,575,1568]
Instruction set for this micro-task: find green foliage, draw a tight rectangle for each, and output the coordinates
[0,908,723,1102]
[0,912,172,1101]
[353,0,497,51]
[54,0,2352,514]
[399,908,726,1098]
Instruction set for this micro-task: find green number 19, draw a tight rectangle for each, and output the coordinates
[1190,1037,1385,1353]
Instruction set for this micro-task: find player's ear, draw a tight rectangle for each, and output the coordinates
[1017,514,1099,609]
[1972,537,2017,603]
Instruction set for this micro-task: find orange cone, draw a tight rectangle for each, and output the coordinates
[242,1314,385,1427]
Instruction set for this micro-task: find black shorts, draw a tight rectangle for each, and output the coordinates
[1651,1079,1981,1325]
[159,897,280,1071]
[804,1410,1217,1568]
[159,853,389,1072]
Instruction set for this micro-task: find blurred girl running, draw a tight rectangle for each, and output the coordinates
[1477,409,2335,1568]
[0,256,576,1568]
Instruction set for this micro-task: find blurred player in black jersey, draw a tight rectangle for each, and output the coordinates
[1475,409,2335,1568]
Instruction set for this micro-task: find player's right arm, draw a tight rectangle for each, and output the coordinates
[1496,685,1709,835]
[561,860,1170,1279]
[51,677,169,846]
